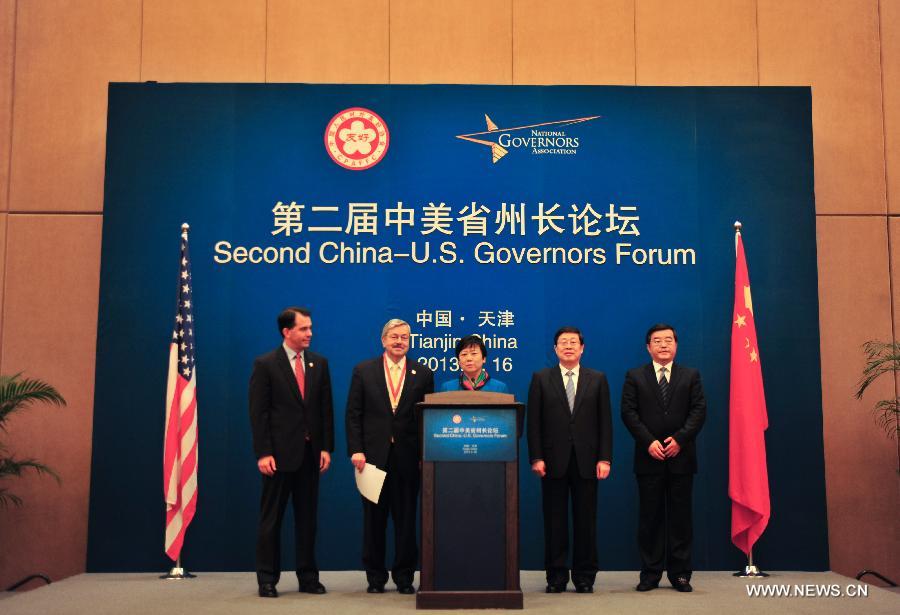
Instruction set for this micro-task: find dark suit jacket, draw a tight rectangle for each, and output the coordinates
[345,356,435,478]
[249,347,334,472]
[527,366,613,480]
[621,363,706,475]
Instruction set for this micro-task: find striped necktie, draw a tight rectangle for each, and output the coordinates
[565,371,575,413]
[658,366,670,406]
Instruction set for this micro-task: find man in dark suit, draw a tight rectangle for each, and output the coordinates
[249,307,334,598]
[345,318,435,594]
[527,326,612,594]
[621,323,706,593]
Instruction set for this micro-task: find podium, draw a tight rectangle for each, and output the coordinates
[416,391,524,609]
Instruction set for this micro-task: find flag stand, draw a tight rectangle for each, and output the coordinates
[160,557,196,580]
[733,549,769,578]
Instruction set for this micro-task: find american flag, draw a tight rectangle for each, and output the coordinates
[163,224,198,561]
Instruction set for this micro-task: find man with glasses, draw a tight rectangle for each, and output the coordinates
[527,326,612,594]
[621,323,706,593]
[345,319,435,594]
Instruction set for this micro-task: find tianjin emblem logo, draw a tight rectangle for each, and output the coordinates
[324,107,390,170]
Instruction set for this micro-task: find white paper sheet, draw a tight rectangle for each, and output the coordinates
[354,463,387,504]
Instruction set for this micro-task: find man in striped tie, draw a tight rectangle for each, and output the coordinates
[526,326,613,594]
[249,307,334,598]
[621,324,706,593]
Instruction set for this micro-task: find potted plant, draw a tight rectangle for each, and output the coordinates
[0,373,66,507]
[856,340,900,463]
[853,342,900,587]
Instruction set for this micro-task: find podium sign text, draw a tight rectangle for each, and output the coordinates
[423,408,517,462]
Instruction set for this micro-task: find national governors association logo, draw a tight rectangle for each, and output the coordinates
[324,107,390,170]
[456,114,601,164]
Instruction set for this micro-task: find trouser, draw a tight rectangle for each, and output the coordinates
[255,442,320,586]
[636,469,693,584]
[362,446,419,587]
[541,449,598,586]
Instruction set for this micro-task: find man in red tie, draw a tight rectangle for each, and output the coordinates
[249,307,334,598]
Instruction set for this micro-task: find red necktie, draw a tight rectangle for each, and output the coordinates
[295,353,305,399]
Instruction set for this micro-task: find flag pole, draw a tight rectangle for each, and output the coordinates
[734,548,769,578]
[161,556,196,580]
[161,223,197,581]
[730,220,769,579]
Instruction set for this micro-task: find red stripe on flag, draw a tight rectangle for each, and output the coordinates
[165,488,198,561]
[164,374,197,560]
[179,437,198,480]
[179,397,197,434]
[163,369,188,507]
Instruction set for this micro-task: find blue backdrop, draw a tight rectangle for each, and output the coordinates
[88,84,826,573]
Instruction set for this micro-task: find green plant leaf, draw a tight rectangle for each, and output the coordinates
[0,487,24,509]
[0,457,61,482]
[856,341,900,399]
[871,399,900,440]
[0,373,66,509]
[0,373,66,433]
[856,341,900,444]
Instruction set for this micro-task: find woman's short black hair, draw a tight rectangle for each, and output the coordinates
[455,334,487,359]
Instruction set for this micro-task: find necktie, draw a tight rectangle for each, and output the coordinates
[659,366,669,406]
[295,353,305,399]
[565,371,575,413]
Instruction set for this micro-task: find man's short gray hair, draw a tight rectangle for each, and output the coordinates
[381,318,410,338]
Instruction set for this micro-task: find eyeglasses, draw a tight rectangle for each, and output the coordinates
[649,337,675,346]
[386,334,410,342]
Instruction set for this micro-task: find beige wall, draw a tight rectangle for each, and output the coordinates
[0,0,897,588]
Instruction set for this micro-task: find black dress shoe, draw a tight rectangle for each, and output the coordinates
[574,583,593,593]
[258,583,278,598]
[636,580,658,592]
[545,583,566,593]
[367,584,385,593]
[299,581,327,594]
[397,584,415,594]
[671,577,693,593]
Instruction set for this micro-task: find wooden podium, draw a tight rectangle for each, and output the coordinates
[416,391,524,610]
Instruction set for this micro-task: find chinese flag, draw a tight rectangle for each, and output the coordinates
[729,230,770,555]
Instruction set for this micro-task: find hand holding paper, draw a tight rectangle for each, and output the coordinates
[354,463,386,504]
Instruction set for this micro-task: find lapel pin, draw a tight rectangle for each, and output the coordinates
[411,369,417,375]
[308,362,314,368]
